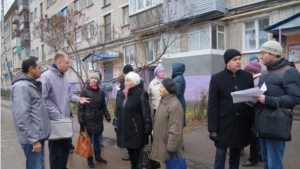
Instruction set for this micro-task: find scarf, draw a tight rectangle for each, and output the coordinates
[89,84,98,90]
[155,76,164,82]
[123,89,129,98]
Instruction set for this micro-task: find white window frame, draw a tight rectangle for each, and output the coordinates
[87,21,94,38]
[146,38,161,63]
[124,45,135,65]
[211,24,225,50]
[243,18,270,52]
[189,25,210,51]
[60,6,68,17]
[129,0,162,15]
[163,36,180,54]
[104,0,110,6]
[36,47,39,58]
[123,6,129,25]
[104,14,111,41]
[75,28,82,43]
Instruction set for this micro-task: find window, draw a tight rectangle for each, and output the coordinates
[189,25,210,51]
[34,8,37,20]
[75,28,82,42]
[211,25,225,50]
[31,49,35,56]
[60,6,67,17]
[36,47,39,57]
[88,0,94,6]
[87,21,94,38]
[104,61,113,81]
[4,21,10,32]
[124,45,134,65]
[88,62,96,70]
[164,36,180,54]
[146,39,161,62]
[104,0,110,6]
[79,0,87,11]
[40,3,43,18]
[30,12,33,22]
[123,6,129,25]
[73,59,81,71]
[130,0,162,14]
[104,14,111,41]
[244,18,269,51]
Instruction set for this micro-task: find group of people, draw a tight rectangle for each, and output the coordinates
[208,40,300,169]
[10,40,300,169]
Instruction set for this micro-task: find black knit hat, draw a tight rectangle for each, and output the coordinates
[123,64,133,74]
[161,78,177,94]
[224,49,241,64]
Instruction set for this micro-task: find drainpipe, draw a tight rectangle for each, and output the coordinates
[219,0,300,21]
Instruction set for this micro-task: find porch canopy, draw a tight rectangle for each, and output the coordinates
[264,12,300,36]
[81,50,118,62]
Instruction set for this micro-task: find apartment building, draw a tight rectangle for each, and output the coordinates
[1,1,19,89]
[223,0,300,70]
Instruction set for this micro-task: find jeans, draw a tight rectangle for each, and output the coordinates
[21,140,45,169]
[88,133,101,151]
[259,138,285,169]
[49,138,71,169]
[214,147,240,169]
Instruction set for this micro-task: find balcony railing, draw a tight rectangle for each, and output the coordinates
[12,29,20,39]
[19,22,29,31]
[12,37,21,48]
[13,46,22,53]
[19,3,29,14]
[12,14,19,25]
[130,4,163,31]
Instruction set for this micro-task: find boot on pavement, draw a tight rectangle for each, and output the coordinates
[94,150,107,164]
[87,156,95,168]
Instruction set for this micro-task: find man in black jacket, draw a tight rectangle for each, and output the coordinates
[253,41,300,169]
[208,49,254,169]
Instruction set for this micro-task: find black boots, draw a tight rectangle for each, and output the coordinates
[94,150,107,164]
[87,156,95,168]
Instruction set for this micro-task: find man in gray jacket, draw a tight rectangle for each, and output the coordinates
[11,56,50,169]
[39,52,89,169]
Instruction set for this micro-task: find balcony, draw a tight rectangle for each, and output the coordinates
[163,0,226,24]
[13,46,22,53]
[12,37,21,48]
[130,4,163,31]
[12,29,20,39]
[13,61,22,70]
[19,3,29,14]
[21,47,30,59]
[12,14,19,25]
[13,53,22,70]
[21,38,30,46]
[19,22,29,32]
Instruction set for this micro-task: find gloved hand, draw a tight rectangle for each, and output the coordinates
[209,131,219,142]
[106,117,111,123]
[80,123,86,132]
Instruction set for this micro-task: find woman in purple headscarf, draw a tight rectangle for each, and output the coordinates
[148,66,165,115]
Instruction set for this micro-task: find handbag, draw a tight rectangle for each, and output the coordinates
[74,127,93,158]
[138,146,160,169]
[165,152,187,169]
[48,117,74,140]
[254,97,293,141]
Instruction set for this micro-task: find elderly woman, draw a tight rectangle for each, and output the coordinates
[115,72,152,169]
[149,78,184,168]
[148,66,165,115]
[78,72,111,168]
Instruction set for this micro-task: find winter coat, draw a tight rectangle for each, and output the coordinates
[148,78,161,110]
[171,63,186,112]
[115,86,152,149]
[78,85,111,134]
[149,94,183,163]
[39,64,80,120]
[208,68,254,148]
[253,73,261,87]
[254,58,300,114]
[10,71,51,144]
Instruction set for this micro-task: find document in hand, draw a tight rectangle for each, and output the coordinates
[231,83,267,103]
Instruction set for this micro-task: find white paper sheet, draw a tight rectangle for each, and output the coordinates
[231,83,267,103]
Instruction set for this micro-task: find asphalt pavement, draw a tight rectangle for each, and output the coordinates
[1,98,300,169]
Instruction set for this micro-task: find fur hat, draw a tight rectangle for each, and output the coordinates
[123,64,133,74]
[88,73,100,81]
[224,49,241,64]
[125,72,140,85]
[260,41,282,56]
[244,62,261,74]
[161,78,177,94]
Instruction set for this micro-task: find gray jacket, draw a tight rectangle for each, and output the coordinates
[10,72,51,144]
[39,66,80,120]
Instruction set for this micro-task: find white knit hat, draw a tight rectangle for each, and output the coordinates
[260,41,282,56]
[125,72,140,85]
[88,73,100,81]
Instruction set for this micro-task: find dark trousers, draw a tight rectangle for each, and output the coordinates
[127,148,141,169]
[49,138,71,169]
[248,136,260,163]
[214,147,240,169]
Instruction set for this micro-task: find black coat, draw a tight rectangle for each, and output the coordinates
[116,86,152,149]
[208,68,254,148]
[78,85,111,134]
